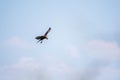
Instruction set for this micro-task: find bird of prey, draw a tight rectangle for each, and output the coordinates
[35,27,51,43]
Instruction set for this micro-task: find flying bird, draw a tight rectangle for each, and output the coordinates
[35,27,51,43]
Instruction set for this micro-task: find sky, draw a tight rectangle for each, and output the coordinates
[0,0,120,80]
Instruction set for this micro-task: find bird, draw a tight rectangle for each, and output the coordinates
[35,27,51,43]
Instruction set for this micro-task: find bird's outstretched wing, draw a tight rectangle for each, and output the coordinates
[44,27,51,36]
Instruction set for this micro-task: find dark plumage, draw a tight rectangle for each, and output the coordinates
[35,27,51,43]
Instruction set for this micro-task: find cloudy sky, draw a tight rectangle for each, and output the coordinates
[0,0,120,80]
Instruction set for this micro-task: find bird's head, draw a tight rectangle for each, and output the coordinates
[45,36,48,39]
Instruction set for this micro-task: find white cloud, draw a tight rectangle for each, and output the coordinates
[6,57,40,70]
[73,40,120,80]
[0,57,49,80]
[97,65,120,80]
[48,62,74,75]
[75,64,120,80]
[4,36,34,49]
[83,40,120,61]
[1,40,120,80]
[0,56,75,80]
[42,54,75,75]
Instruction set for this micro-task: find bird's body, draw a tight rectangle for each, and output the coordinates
[35,27,51,43]
[35,36,47,40]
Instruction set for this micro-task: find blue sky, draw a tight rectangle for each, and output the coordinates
[0,0,120,80]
